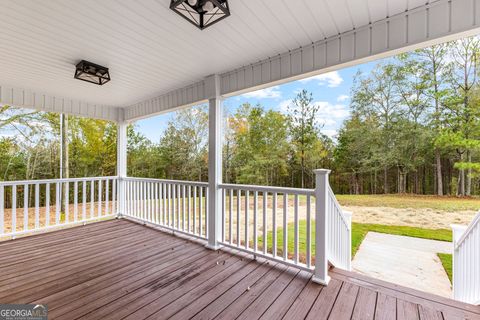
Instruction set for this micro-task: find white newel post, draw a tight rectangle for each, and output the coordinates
[313,169,330,285]
[117,121,128,217]
[206,74,223,250]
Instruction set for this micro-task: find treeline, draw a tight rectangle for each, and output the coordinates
[335,38,480,196]
[0,106,117,181]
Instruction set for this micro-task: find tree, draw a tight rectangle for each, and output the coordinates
[442,38,480,195]
[394,55,430,193]
[335,114,382,194]
[350,65,402,193]
[229,104,290,186]
[408,44,451,195]
[287,90,320,188]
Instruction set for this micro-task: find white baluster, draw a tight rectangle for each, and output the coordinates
[12,186,17,234]
[35,184,40,229]
[74,181,78,222]
[263,192,267,255]
[253,191,258,252]
[82,181,86,221]
[294,194,299,264]
[272,192,277,257]
[283,193,288,260]
[306,195,311,268]
[46,183,50,227]
[23,184,28,231]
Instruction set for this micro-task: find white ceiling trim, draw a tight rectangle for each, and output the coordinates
[125,0,480,122]
[0,85,121,122]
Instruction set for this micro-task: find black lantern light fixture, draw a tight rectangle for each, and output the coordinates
[170,0,230,30]
[74,60,111,85]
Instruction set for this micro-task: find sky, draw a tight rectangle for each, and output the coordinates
[135,60,380,142]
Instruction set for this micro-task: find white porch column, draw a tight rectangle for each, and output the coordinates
[313,169,330,285]
[206,74,223,250]
[117,121,128,217]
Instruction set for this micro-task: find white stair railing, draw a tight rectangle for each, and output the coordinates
[0,176,118,239]
[313,169,352,285]
[327,186,352,271]
[452,211,480,305]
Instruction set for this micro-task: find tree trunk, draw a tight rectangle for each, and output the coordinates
[398,167,407,194]
[435,149,443,195]
[300,149,305,189]
[466,150,472,196]
[383,166,388,194]
[457,152,465,196]
[457,170,465,196]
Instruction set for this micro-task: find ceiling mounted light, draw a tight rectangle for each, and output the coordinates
[74,60,111,85]
[170,0,230,30]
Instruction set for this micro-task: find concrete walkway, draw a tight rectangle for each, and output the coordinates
[352,232,453,298]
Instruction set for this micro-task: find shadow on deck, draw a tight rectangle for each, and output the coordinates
[0,219,479,320]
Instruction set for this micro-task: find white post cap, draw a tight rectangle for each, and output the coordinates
[313,169,331,175]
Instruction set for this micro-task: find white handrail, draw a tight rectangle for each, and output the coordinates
[452,211,480,305]
[124,177,208,187]
[455,211,480,249]
[328,186,350,230]
[219,183,315,195]
[0,176,118,186]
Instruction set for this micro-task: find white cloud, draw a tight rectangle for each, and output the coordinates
[298,71,344,87]
[314,101,350,119]
[322,129,338,139]
[241,86,282,99]
[337,94,349,102]
[278,99,292,113]
[277,99,350,140]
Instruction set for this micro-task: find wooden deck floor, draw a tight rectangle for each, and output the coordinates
[1,219,479,320]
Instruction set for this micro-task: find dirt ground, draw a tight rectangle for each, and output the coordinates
[345,206,477,229]
[1,195,476,243]
[0,201,117,235]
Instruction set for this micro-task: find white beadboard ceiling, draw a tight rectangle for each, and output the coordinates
[0,0,435,109]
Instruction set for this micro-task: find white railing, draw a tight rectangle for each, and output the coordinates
[328,186,352,270]
[452,211,480,305]
[123,177,209,240]
[0,170,351,286]
[217,170,352,282]
[0,176,118,239]
[219,183,315,271]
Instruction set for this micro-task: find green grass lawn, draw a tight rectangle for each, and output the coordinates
[335,194,480,211]
[350,223,452,256]
[438,253,453,283]
[258,220,452,264]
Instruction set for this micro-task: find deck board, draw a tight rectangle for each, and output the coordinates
[1,219,479,320]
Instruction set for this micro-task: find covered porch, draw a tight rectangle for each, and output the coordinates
[1,0,480,318]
